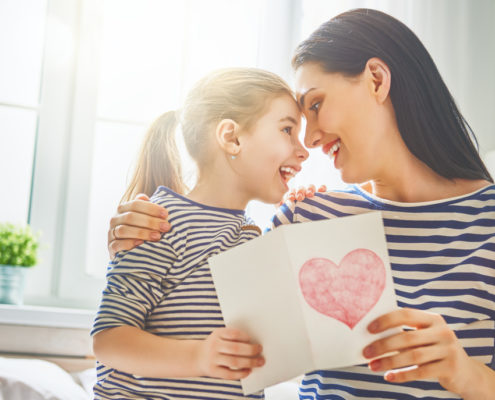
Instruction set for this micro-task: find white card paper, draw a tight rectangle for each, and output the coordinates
[209,211,398,395]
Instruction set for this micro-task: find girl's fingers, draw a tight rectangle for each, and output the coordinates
[306,188,316,198]
[219,340,263,357]
[216,353,265,370]
[317,184,327,192]
[369,344,443,372]
[363,327,438,359]
[219,328,252,343]
[368,308,443,334]
[213,366,252,380]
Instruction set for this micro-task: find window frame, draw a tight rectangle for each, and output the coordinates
[25,0,303,309]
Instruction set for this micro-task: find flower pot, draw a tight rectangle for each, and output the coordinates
[0,265,27,305]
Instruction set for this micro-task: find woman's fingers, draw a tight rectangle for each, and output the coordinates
[367,307,442,334]
[117,199,168,219]
[384,359,448,383]
[363,308,473,393]
[108,238,144,259]
[364,327,438,359]
[111,212,170,236]
[369,343,442,372]
[111,223,165,242]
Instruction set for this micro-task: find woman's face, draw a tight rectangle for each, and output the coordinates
[294,62,393,184]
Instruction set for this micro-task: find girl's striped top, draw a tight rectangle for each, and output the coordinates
[91,186,264,400]
[272,184,495,400]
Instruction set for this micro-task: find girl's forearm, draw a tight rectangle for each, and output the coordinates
[93,325,202,378]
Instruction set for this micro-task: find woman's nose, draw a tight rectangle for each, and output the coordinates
[304,123,323,148]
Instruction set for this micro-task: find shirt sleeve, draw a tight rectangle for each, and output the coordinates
[91,239,177,336]
[268,201,297,231]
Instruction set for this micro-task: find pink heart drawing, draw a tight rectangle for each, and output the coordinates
[299,249,386,329]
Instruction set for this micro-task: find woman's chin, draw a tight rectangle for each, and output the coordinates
[340,170,366,185]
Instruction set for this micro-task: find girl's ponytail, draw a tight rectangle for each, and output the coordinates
[122,68,294,204]
[121,111,186,203]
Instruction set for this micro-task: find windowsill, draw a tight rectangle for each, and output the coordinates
[0,304,94,329]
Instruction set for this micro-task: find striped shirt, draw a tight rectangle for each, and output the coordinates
[272,184,495,400]
[91,186,263,400]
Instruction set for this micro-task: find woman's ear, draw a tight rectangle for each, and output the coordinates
[365,57,391,104]
[216,119,241,157]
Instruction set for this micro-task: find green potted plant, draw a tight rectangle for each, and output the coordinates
[0,223,40,305]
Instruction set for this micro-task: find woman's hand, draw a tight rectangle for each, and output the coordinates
[363,308,494,398]
[280,184,327,205]
[108,193,170,259]
[196,327,265,380]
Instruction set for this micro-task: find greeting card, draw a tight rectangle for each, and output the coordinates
[209,211,398,394]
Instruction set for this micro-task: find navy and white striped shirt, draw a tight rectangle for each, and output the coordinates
[272,184,495,400]
[92,186,263,400]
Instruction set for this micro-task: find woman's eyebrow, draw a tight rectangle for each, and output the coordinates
[299,88,316,107]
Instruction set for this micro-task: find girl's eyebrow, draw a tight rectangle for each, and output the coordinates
[298,88,316,107]
[279,116,299,124]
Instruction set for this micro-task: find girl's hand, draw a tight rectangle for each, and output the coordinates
[108,193,170,259]
[196,328,265,380]
[280,184,327,205]
[363,308,476,397]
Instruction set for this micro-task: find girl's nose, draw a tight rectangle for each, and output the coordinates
[296,142,309,161]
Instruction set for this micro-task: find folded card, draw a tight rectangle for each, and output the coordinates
[209,211,398,395]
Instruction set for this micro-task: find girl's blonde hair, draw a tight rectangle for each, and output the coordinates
[122,68,294,202]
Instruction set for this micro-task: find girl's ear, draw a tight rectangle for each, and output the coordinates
[216,119,241,157]
[365,57,391,104]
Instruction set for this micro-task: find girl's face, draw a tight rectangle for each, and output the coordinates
[236,95,309,204]
[294,62,393,184]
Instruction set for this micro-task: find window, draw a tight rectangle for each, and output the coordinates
[0,0,46,224]
[8,0,323,309]
[6,0,492,311]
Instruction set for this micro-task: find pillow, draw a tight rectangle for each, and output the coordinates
[71,368,97,396]
[0,357,89,400]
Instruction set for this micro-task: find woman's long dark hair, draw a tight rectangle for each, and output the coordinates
[293,8,493,182]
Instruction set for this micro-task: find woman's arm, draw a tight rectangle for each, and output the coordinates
[363,308,495,399]
[93,325,264,380]
[108,193,170,258]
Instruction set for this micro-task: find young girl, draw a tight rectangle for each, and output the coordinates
[107,9,495,400]
[91,68,309,400]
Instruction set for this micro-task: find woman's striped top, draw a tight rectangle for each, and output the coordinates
[272,184,495,400]
[91,186,263,400]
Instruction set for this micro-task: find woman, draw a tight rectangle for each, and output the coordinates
[106,9,495,399]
